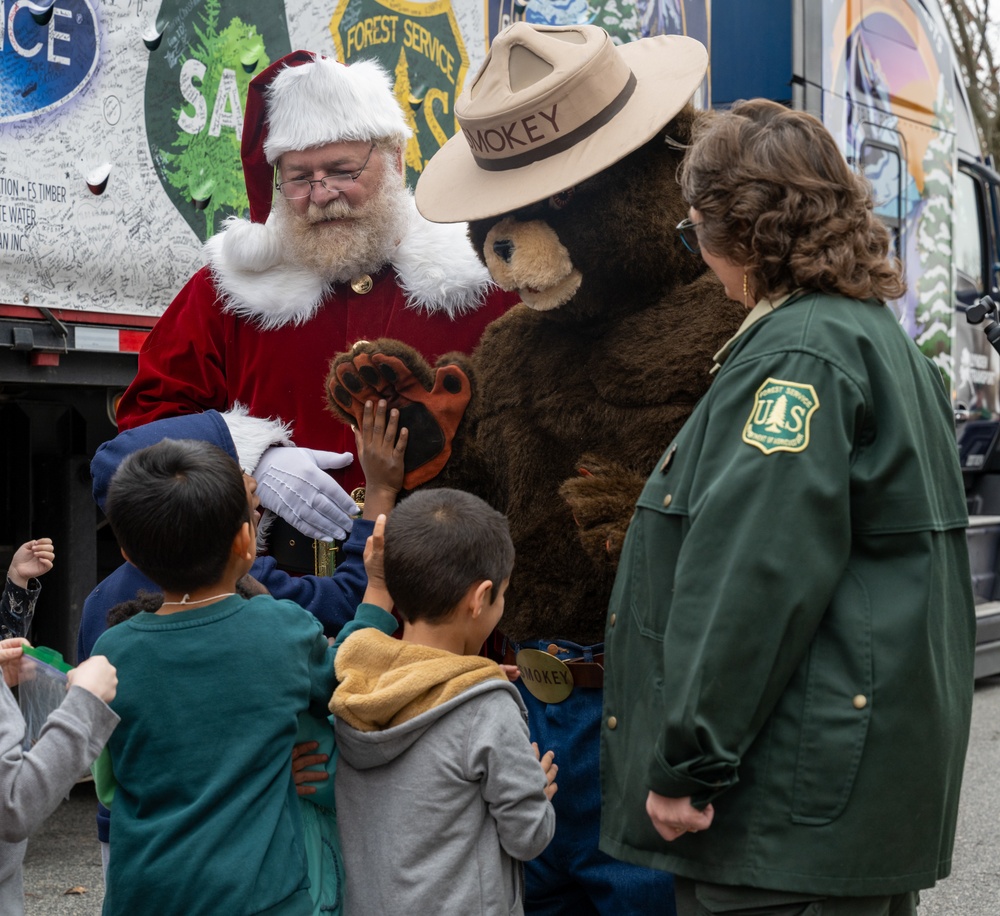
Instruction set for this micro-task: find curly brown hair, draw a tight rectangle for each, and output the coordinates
[679,99,905,303]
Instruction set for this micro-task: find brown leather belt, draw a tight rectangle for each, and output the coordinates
[503,646,604,689]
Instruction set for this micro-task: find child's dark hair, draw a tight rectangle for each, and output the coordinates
[383,488,514,623]
[104,439,250,593]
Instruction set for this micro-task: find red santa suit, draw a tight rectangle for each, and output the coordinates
[116,195,514,492]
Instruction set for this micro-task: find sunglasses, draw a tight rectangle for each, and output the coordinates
[676,218,702,254]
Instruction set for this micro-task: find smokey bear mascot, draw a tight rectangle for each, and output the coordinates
[328,23,746,915]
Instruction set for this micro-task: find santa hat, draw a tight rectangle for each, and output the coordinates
[241,50,412,223]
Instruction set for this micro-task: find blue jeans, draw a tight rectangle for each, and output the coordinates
[512,638,677,916]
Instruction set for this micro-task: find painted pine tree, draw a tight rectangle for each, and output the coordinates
[765,395,788,433]
[394,49,424,180]
[162,0,270,237]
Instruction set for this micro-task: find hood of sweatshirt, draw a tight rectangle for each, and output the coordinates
[331,629,524,770]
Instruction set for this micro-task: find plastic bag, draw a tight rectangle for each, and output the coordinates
[17,645,72,750]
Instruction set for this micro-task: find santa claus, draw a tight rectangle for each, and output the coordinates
[116,50,514,566]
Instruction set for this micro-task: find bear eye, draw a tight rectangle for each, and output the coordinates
[548,188,576,210]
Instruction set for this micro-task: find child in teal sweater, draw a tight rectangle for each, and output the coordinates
[94,406,402,916]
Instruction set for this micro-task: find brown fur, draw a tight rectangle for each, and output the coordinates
[329,107,746,643]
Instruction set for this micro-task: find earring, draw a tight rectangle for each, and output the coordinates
[743,273,748,308]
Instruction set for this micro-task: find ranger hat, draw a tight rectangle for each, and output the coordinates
[415,23,707,223]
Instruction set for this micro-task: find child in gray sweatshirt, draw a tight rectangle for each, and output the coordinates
[0,625,119,914]
[331,489,557,916]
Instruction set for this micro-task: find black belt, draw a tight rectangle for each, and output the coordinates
[266,516,343,575]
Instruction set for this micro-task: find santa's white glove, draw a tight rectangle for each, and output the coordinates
[253,446,356,541]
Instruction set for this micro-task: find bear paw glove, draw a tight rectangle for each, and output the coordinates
[559,458,648,565]
[328,342,471,489]
[254,446,356,541]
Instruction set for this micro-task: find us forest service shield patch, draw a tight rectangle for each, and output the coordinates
[742,378,819,455]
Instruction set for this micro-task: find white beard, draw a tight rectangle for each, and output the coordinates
[272,171,411,286]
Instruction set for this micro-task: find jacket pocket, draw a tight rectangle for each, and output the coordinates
[624,501,686,640]
[790,568,873,824]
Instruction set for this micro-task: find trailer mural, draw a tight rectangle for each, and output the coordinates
[0,0,100,123]
[0,0,724,314]
[331,0,470,187]
[145,0,288,240]
[825,0,956,381]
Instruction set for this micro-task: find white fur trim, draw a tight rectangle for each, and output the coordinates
[265,57,411,162]
[392,206,495,317]
[207,194,495,328]
[219,214,284,271]
[206,226,329,330]
[223,404,292,473]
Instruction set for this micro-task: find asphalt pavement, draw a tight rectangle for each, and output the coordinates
[921,672,1000,916]
[22,780,104,914]
[21,676,1000,914]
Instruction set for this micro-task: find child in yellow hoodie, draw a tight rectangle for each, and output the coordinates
[331,488,557,916]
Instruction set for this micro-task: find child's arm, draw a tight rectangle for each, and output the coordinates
[532,742,559,801]
[329,515,398,656]
[0,645,119,842]
[303,515,398,707]
[359,513,392,612]
[0,637,29,687]
[1,538,54,641]
[355,399,407,520]
[472,693,557,862]
[8,538,54,588]
[252,402,404,637]
[295,517,398,796]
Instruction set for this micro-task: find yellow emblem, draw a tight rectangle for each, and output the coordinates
[742,377,819,455]
[515,648,574,704]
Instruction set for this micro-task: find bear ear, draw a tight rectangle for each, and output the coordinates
[663,102,697,149]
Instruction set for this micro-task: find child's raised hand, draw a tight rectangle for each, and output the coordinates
[67,655,118,704]
[0,637,29,688]
[355,400,407,519]
[8,538,54,589]
[362,514,393,611]
[533,741,558,801]
[363,514,388,589]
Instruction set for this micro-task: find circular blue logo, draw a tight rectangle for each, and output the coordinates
[1,0,100,123]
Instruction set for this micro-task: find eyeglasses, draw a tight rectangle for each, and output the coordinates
[275,144,376,199]
[676,217,702,254]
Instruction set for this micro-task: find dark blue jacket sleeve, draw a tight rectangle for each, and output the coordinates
[252,518,374,637]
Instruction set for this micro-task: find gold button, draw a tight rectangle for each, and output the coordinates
[662,494,672,508]
[609,613,617,627]
[852,694,867,709]
[546,643,562,655]
[607,716,618,730]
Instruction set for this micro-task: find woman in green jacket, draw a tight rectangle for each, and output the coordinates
[599,99,976,916]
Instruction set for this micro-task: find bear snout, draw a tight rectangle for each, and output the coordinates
[482,216,582,311]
